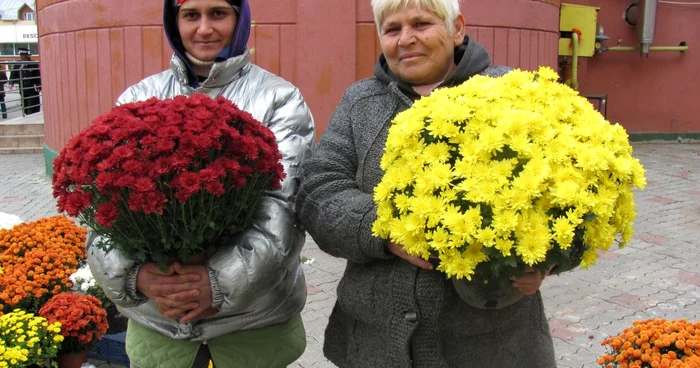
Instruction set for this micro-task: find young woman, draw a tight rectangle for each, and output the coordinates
[87,1,315,367]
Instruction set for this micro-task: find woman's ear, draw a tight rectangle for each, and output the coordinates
[453,13,466,46]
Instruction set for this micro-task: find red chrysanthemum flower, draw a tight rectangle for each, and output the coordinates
[52,94,285,266]
[96,202,120,227]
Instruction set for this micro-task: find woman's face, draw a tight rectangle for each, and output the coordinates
[177,0,237,61]
[379,4,465,86]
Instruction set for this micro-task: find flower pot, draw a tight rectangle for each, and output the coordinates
[452,276,523,309]
[56,351,89,368]
[105,305,128,334]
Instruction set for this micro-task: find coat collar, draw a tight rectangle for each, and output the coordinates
[170,49,251,89]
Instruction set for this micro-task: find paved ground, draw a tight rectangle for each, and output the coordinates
[1,142,698,368]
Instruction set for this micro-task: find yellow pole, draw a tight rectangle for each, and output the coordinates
[605,45,688,52]
[569,32,579,91]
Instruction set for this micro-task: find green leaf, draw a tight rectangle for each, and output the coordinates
[135,251,147,263]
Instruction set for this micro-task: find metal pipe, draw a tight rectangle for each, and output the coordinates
[569,32,579,91]
[637,0,659,54]
[605,45,689,52]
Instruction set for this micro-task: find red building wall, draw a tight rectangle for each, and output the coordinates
[38,0,561,153]
[563,0,697,134]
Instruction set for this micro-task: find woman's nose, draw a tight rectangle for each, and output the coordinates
[197,19,214,35]
[398,28,416,47]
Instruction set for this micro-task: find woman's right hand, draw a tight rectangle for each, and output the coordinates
[386,241,434,270]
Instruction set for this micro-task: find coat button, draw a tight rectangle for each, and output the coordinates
[404,311,418,322]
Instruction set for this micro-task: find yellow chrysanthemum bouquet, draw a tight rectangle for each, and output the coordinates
[0,309,64,368]
[372,67,646,307]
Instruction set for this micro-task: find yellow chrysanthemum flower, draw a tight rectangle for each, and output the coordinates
[423,142,452,163]
[552,217,576,249]
[373,66,646,281]
[495,238,515,257]
[0,310,63,367]
[427,228,451,252]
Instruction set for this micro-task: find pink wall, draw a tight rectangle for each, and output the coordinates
[563,0,697,133]
[38,0,562,151]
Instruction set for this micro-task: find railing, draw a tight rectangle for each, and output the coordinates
[0,60,42,120]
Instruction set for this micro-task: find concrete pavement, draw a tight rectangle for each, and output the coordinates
[1,142,698,368]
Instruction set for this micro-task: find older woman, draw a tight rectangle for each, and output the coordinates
[87,0,314,367]
[295,0,558,367]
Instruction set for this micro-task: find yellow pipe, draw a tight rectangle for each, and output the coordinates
[568,32,579,91]
[606,45,689,52]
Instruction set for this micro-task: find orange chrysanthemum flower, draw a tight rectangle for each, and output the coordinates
[599,319,700,368]
[0,216,87,315]
[39,292,108,353]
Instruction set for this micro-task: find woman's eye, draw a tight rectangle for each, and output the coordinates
[414,22,429,28]
[383,27,400,35]
[182,12,199,20]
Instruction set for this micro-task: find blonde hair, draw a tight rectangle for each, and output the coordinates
[371,0,461,35]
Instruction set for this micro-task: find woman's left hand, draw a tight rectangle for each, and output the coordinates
[509,265,554,295]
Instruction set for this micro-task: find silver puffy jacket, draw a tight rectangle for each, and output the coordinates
[86,50,315,341]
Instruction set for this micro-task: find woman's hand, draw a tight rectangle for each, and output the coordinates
[386,241,434,270]
[510,265,555,295]
[136,263,202,317]
[151,262,216,323]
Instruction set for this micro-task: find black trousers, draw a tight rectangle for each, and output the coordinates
[21,89,40,115]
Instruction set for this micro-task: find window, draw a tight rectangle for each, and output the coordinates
[0,44,39,55]
[23,12,35,21]
[0,44,14,56]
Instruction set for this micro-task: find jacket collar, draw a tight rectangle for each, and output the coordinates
[170,49,251,89]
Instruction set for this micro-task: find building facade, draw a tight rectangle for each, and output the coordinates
[0,0,38,60]
[36,0,559,158]
[560,0,697,137]
[35,0,698,171]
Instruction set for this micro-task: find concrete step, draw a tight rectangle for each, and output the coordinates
[0,134,45,148]
[0,122,44,135]
[0,147,43,154]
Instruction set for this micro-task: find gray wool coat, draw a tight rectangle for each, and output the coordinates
[295,37,558,368]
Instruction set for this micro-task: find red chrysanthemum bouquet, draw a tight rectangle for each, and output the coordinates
[39,293,108,353]
[52,94,285,266]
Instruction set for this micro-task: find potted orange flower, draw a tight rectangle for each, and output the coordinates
[598,318,700,368]
[38,293,109,368]
[0,216,87,316]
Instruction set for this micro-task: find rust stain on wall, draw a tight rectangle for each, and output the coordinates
[93,2,107,12]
